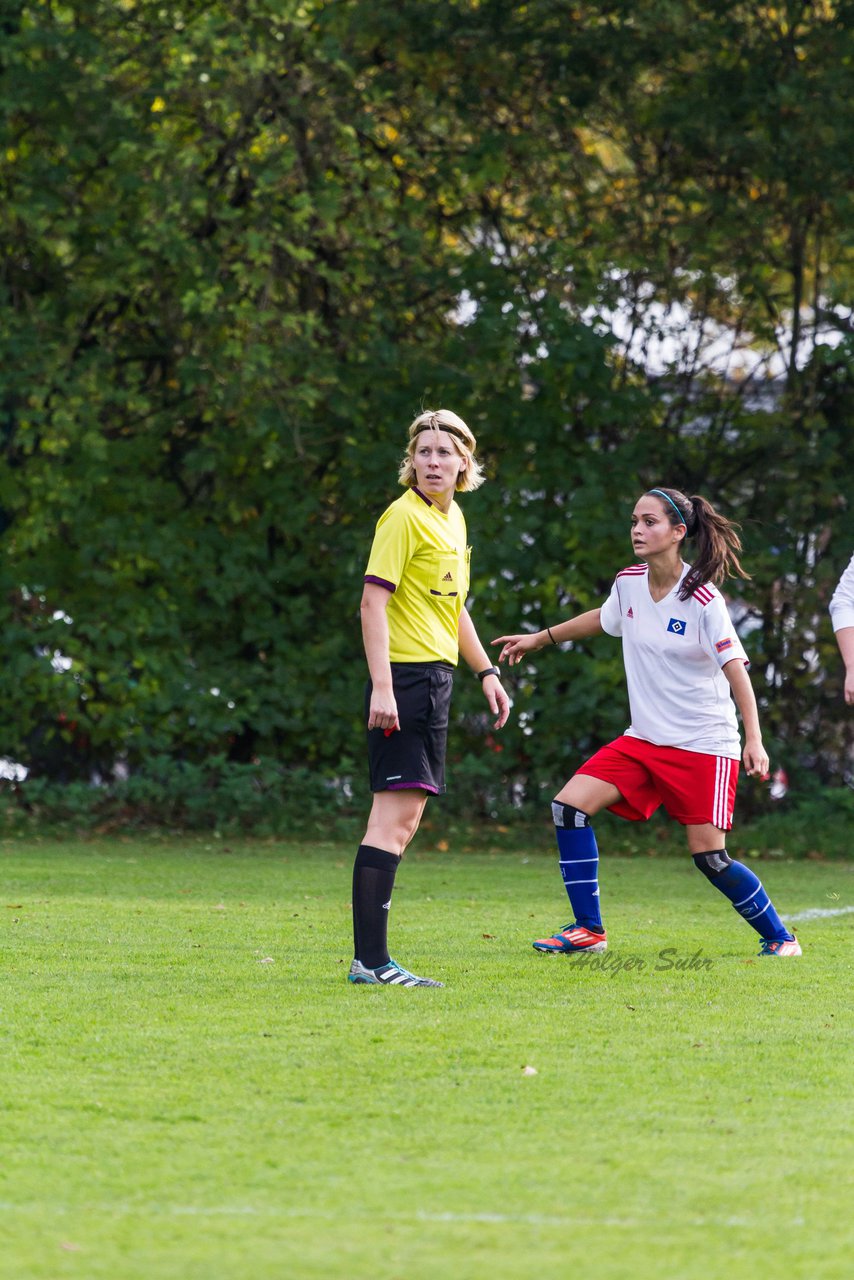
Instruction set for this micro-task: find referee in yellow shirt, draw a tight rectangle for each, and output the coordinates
[348,410,510,987]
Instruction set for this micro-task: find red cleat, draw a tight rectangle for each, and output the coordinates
[532,923,608,954]
[758,936,802,957]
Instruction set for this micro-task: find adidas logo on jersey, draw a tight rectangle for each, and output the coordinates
[442,571,453,581]
[626,607,634,618]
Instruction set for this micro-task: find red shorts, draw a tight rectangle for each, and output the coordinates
[576,735,739,829]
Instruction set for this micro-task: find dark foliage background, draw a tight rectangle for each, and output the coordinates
[1,1,852,826]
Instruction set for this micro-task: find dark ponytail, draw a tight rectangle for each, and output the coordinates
[646,487,750,601]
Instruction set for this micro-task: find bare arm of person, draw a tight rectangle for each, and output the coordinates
[492,608,604,666]
[360,583,399,732]
[458,607,510,730]
[835,626,854,705]
[723,659,769,777]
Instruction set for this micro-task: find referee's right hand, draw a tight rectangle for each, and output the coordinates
[368,688,400,734]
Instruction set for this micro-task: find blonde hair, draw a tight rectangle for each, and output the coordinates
[398,409,485,492]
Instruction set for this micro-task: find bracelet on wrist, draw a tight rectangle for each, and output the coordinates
[547,626,557,645]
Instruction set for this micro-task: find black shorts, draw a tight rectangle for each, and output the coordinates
[366,662,454,794]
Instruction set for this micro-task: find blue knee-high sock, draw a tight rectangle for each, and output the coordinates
[552,801,603,932]
[693,850,793,942]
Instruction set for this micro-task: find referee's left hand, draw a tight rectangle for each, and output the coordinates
[482,673,510,730]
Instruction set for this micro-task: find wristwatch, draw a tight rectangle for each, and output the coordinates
[476,666,501,682]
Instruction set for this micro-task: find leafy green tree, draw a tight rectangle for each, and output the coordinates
[0,0,850,814]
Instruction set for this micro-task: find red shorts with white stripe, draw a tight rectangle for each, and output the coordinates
[576,735,739,829]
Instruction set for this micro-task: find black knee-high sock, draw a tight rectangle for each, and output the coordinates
[351,844,400,968]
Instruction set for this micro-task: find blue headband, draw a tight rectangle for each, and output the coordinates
[648,489,690,526]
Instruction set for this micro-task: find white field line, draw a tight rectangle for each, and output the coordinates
[0,1202,799,1229]
[781,905,854,923]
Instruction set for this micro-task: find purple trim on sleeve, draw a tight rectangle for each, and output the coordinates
[364,575,396,592]
[412,486,434,507]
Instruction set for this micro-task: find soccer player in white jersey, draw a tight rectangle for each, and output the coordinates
[829,551,854,705]
[348,410,510,988]
[494,486,801,958]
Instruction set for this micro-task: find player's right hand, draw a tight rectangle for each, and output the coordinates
[492,632,547,666]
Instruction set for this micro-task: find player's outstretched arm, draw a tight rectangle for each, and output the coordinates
[493,608,603,666]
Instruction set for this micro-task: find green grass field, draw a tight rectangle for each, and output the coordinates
[0,834,852,1279]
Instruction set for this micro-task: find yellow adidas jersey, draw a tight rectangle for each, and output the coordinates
[364,487,471,665]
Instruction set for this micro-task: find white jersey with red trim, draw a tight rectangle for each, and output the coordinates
[599,561,749,758]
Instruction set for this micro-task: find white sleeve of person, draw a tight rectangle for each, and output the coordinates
[829,552,854,632]
[599,575,628,636]
[698,590,749,668]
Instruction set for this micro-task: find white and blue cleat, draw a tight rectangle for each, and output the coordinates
[348,958,444,987]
